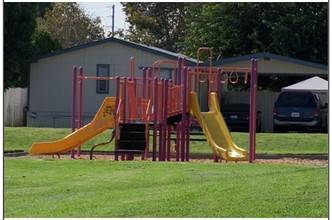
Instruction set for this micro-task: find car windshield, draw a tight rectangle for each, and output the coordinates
[276,92,316,107]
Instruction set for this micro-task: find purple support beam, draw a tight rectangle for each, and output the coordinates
[162,79,169,161]
[177,57,182,85]
[180,68,188,161]
[158,79,165,161]
[167,79,173,161]
[142,68,149,160]
[71,66,77,158]
[249,59,258,163]
[152,77,159,161]
[142,68,147,99]
[167,125,171,161]
[183,72,190,162]
[213,154,219,163]
[176,123,180,161]
[122,77,127,123]
[121,77,127,160]
[217,68,222,103]
[182,57,187,68]
[185,115,190,162]
[144,129,149,160]
[148,68,152,99]
[77,67,83,157]
[115,76,120,161]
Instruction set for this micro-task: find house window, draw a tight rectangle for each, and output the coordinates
[161,69,172,79]
[96,64,109,93]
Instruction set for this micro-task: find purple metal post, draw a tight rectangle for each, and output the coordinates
[183,70,190,162]
[182,57,187,68]
[144,129,149,160]
[217,68,222,103]
[158,79,164,161]
[166,79,172,161]
[122,77,127,123]
[148,68,152,99]
[175,124,180,161]
[133,77,138,121]
[71,66,77,158]
[121,77,127,161]
[152,77,159,161]
[167,125,171,161]
[162,79,169,161]
[77,67,83,157]
[142,68,147,99]
[177,57,182,85]
[249,59,258,163]
[185,113,190,162]
[181,68,188,161]
[115,76,120,161]
[142,68,149,159]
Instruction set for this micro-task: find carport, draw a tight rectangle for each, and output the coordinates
[208,53,328,132]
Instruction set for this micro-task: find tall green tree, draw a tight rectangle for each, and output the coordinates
[31,30,62,56]
[184,2,327,64]
[122,2,327,65]
[4,3,50,90]
[36,2,105,49]
[122,2,187,52]
[268,3,327,64]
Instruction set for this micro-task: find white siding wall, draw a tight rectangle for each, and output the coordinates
[28,42,328,129]
[28,42,178,128]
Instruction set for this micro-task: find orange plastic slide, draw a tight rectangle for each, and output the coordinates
[190,92,248,161]
[29,97,116,155]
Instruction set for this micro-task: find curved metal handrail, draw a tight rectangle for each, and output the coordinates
[90,129,115,160]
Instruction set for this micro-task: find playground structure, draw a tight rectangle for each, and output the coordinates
[29,48,258,163]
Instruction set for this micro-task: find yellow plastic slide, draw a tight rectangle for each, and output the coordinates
[29,97,116,155]
[190,92,248,161]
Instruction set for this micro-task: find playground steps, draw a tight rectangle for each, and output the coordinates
[118,123,146,151]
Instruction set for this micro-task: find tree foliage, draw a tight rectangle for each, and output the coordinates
[36,2,105,49]
[122,2,327,65]
[184,2,327,64]
[31,30,62,55]
[122,2,187,52]
[4,3,50,90]
[4,2,106,90]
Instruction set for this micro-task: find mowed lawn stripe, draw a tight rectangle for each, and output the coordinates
[4,158,328,218]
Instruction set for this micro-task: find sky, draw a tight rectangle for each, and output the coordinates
[78,2,129,36]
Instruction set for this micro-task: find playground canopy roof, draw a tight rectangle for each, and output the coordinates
[281,76,328,94]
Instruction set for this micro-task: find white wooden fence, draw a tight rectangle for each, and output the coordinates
[4,88,28,126]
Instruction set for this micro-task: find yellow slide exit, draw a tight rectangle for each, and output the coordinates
[190,92,248,161]
[29,97,116,155]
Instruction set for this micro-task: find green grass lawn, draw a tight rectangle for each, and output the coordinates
[4,127,328,218]
[4,127,328,155]
[4,157,328,218]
